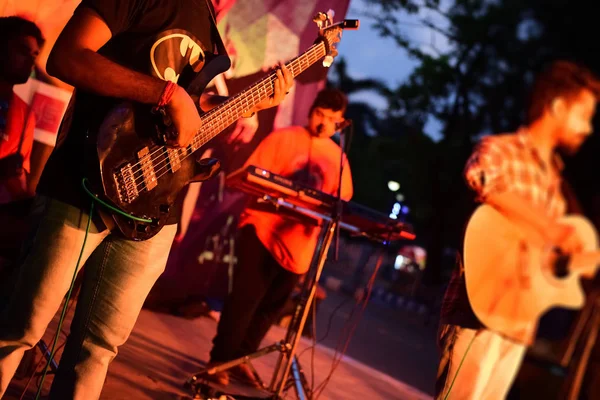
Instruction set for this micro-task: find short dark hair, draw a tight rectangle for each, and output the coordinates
[309,88,348,115]
[526,60,600,124]
[0,16,44,52]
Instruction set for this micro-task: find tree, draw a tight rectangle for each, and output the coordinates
[361,0,600,282]
[326,57,390,208]
[327,55,441,246]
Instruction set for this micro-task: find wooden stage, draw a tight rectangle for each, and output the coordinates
[5,307,432,399]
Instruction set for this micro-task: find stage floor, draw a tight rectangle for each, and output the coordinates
[6,305,432,400]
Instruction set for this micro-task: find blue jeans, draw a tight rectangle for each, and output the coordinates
[0,196,176,399]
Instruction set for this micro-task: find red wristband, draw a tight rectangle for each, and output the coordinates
[156,81,177,109]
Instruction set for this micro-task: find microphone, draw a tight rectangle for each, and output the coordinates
[336,119,352,132]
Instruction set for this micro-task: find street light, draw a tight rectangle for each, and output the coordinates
[388,180,400,192]
[389,202,401,220]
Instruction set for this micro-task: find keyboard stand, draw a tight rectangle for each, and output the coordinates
[185,199,337,400]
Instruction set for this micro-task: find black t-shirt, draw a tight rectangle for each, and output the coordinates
[38,0,224,227]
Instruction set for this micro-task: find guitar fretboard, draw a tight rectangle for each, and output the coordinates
[115,39,329,204]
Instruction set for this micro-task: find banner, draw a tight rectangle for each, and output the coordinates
[13,79,72,146]
[215,0,351,133]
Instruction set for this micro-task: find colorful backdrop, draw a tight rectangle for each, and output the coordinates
[155,0,352,308]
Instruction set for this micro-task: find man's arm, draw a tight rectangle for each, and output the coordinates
[26,141,54,196]
[47,7,164,104]
[465,138,580,252]
[47,6,201,147]
[484,191,555,234]
[340,156,353,201]
[464,137,548,230]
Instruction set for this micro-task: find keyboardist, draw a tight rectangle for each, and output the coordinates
[206,88,354,387]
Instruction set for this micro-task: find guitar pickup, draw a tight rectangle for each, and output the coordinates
[167,148,182,172]
[137,147,158,191]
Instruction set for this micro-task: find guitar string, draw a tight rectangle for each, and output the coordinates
[123,43,327,193]
[122,42,324,180]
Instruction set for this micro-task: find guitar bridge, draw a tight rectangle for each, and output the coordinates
[114,163,139,204]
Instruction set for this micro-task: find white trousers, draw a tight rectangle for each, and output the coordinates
[436,325,527,400]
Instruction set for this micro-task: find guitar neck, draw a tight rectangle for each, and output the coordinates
[569,250,600,276]
[189,40,327,151]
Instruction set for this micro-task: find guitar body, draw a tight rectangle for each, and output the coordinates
[91,102,219,241]
[82,53,232,241]
[463,205,599,344]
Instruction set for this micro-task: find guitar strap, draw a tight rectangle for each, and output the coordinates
[185,0,231,95]
[203,0,229,58]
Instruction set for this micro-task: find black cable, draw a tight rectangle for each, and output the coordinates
[311,298,362,397]
[81,178,152,223]
[313,246,385,399]
[34,201,94,400]
[296,296,350,361]
[31,177,146,398]
[310,298,317,398]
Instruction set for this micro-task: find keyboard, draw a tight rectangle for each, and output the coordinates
[227,165,415,241]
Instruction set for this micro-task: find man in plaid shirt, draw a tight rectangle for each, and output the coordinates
[436,60,600,400]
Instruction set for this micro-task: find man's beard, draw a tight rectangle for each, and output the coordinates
[558,139,584,156]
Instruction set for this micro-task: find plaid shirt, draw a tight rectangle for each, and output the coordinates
[439,128,567,330]
[464,130,566,219]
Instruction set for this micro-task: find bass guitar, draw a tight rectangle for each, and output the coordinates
[88,13,358,240]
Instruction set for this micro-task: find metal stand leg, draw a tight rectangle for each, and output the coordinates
[290,356,311,400]
[271,220,336,398]
[561,296,600,399]
[186,220,335,400]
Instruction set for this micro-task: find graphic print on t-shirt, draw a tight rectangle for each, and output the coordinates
[288,161,325,192]
[150,29,209,83]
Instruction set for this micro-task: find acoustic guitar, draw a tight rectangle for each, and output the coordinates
[463,204,600,344]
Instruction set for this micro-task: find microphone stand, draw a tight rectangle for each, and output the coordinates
[334,120,352,261]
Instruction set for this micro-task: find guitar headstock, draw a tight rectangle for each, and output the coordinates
[314,10,359,68]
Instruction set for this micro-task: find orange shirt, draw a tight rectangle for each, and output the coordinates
[0,93,36,203]
[0,93,35,173]
[239,126,353,274]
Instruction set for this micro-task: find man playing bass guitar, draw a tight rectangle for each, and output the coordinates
[436,60,600,400]
[0,0,293,398]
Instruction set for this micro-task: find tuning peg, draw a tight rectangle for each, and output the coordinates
[326,9,335,21]
[323,55,334,68]
[313,12,328,22]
